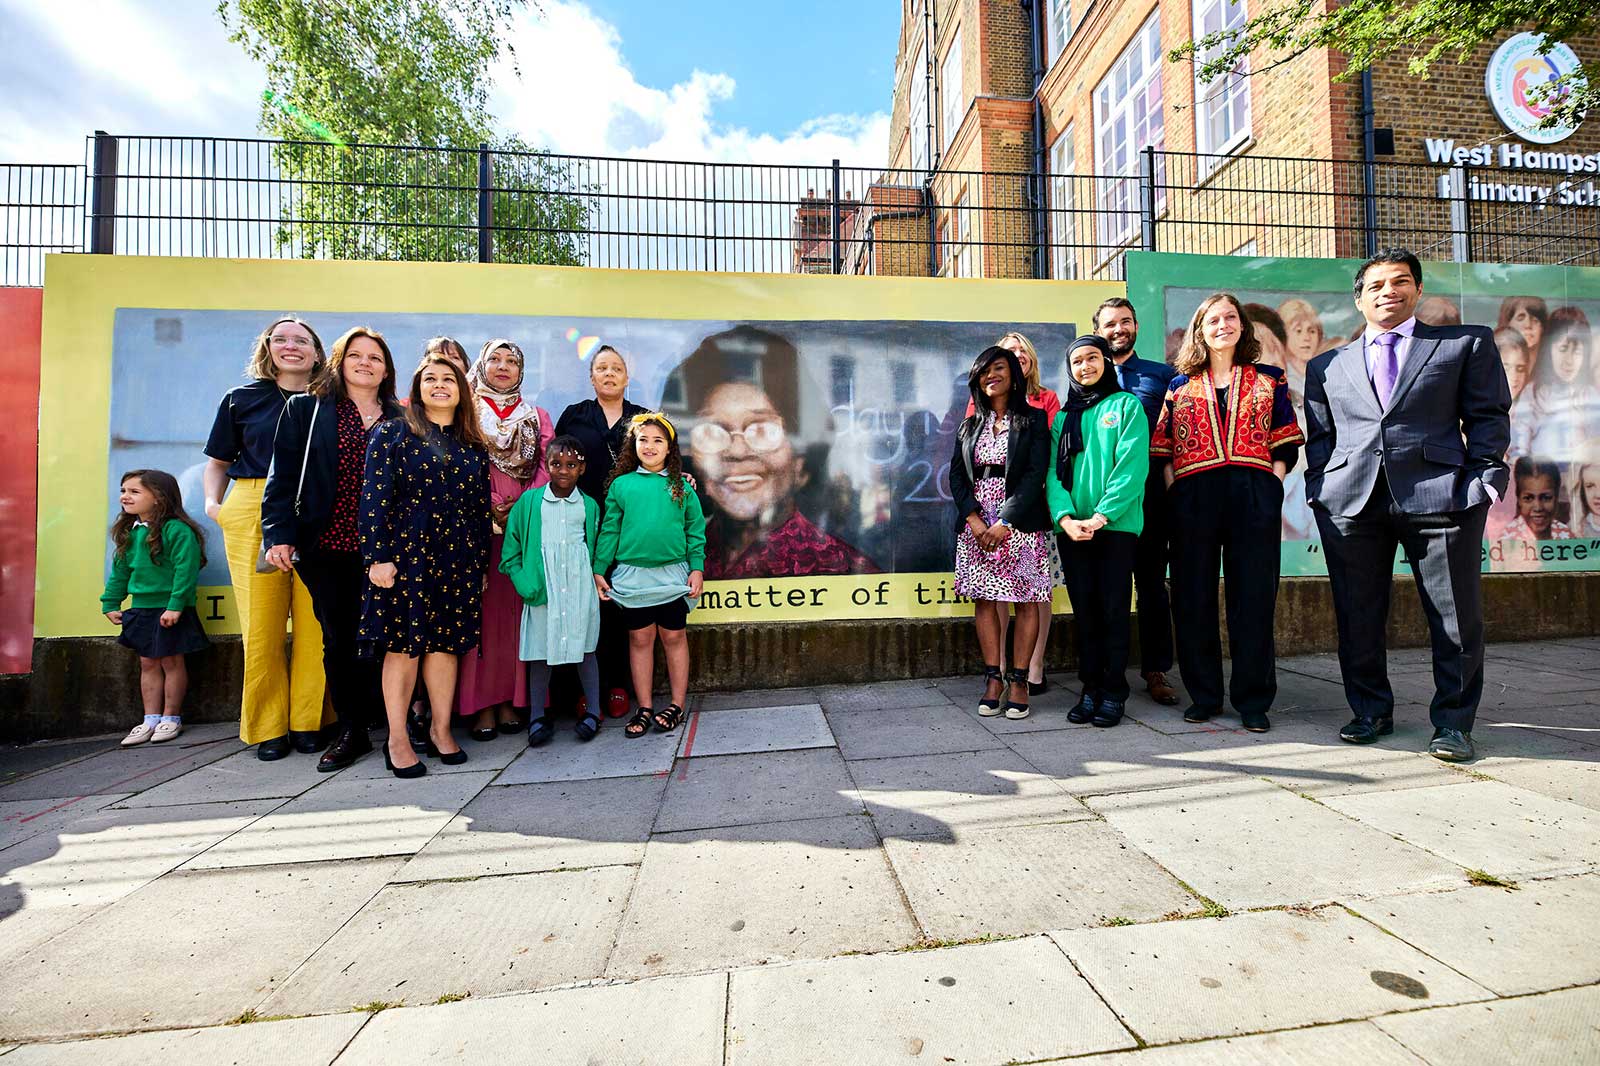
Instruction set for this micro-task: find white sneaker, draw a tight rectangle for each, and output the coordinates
[150,720,183,744]
[121,723,156,747]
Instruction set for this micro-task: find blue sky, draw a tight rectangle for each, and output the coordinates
[0,0,898,167]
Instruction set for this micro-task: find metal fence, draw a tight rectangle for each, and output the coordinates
[1,132,1596,287]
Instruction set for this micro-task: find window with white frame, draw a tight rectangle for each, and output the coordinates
[1045,0,1073,67]
[1193,0,1250,157]
[1049,128,1078,280]
[909,42,929,175]
[946,193,975,277]
[941,27,964,156]
[1093,14,1165,248]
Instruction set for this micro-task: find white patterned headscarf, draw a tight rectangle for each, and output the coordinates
[467,339,542,479]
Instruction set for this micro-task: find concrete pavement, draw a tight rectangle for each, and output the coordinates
[1,638,1597,1063]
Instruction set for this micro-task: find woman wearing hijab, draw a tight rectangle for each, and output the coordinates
[949,345,1052,722]
[1046,336,1149,728]
[457,338,555,741]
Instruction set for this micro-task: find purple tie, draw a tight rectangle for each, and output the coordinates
[1372,332,1399,407]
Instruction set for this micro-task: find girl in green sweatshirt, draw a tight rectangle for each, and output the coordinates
[1046,336,1149,729]
[101,470,211,746]
[593,413,706,739]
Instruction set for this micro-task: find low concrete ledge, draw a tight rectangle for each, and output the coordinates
[5,571,1598,743]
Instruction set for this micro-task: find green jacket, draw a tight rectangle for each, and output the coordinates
[100,519,202,612]
[593,470,707,573]
[1046,392,1149,535]
[500,488,599,607]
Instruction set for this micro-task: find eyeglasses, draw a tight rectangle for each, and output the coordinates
[689,420,786,454]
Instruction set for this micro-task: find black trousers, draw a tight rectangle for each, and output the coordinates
[1169,467,1283,716]
[1133,471,1175,674]
[296,548,383,732]
[1060,530,1137,701]
[1314,472,1487,732]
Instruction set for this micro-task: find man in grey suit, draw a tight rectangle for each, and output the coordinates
[1303,249,1511,761]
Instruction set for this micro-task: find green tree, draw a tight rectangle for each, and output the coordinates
[1172,0,1596,132]
[217,0,591,264]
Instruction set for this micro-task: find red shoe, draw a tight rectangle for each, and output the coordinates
[605,688,631,718]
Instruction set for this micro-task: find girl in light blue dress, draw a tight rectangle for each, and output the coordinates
[499,435,603,744]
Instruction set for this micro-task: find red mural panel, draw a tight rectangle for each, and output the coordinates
[0,287,41,674]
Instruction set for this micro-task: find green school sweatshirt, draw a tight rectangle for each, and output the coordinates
[100,519,203,612]
[499,487,599,606]
[1046,392,1150,535]
[593,470,707,573]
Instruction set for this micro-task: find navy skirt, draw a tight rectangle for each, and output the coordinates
[118,607,211,658]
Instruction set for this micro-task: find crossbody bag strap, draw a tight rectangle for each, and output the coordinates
[293,398,319,514]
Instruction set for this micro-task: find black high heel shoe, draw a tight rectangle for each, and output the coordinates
[385,744,427,779]
[423,734,468,766]
[1001,668,1031,720]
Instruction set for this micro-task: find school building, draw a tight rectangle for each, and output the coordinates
[839,0,1600,278]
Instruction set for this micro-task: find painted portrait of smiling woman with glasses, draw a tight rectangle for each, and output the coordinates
[673,325,880,580]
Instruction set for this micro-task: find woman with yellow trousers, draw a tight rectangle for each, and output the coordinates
[203,316,331,760]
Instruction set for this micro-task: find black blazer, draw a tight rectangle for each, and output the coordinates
[261,392,403,550]
[948,404,1051,534]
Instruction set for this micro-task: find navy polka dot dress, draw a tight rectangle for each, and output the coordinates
[358,420,492,657]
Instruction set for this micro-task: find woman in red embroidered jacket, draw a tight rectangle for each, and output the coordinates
[1151,293,1303,732]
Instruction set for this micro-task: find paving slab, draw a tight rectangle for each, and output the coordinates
[0,905,97,970]
[0,734,243,801]
[1090,780,1464,908]
[726,935,1136,1066]
[849,749,1090,841]
[339,736,526,779]
[111,746,336,807]
[1468,731,1600,812]
[1325,780,1600,880]
[883,820,1198,938]
[1348,873,1600,995]
[492,722,681,785]
[182,771,495,870]
[1004,723,1247,798]
[656,747,862,833]
[1070,1021,1427,1065]
[0,794,133,851]
[336,972,726,1066]
[1477,704,1600,748]
[826,703,1005,761]
[396,774,665,882]
[816,681,950,712]
[678,704,835,758]
[698,686,820,711]
[1,1012,368,1065]
[1176,729,1470,797]
[263,864,635,1013]
[1051,907,1492,1045]
[1373,984,1600,1066]
[0,857,402,1040]
[1,799,282,912]
[607,815,916,978]
[1,737,130,787]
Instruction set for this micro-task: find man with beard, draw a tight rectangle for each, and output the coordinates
[1094,298,1181,705]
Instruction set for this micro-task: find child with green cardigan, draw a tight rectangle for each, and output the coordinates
[593,413,706,740]
[1046,335,1150,728]
[500,436,604,745]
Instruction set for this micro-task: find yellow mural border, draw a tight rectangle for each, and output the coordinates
[37,254,1119,636]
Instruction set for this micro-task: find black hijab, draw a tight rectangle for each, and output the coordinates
[965,346,1028,429]
[1056,335,1123,490]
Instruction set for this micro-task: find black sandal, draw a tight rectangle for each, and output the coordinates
[527,717,554,747]
[574,712,602,742]
[625,707,654,739]
[977,665,1003,717]
[652,703,685,732]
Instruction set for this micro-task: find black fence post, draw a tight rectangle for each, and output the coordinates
[830,158,843,275]
[1461,163,1476,263]
[477,143,493,264]
[1139,146,1157,252]
[88,130,118,256]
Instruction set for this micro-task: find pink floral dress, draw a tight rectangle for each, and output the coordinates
[953,413,1053,603]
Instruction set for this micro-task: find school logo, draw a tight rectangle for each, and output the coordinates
[1100,409,1121,428]
[1485,33,1583,145]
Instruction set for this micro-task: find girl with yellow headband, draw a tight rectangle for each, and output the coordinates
[593,412,706,737]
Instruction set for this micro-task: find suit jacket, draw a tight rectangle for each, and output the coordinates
[262,392,404,549]
[1303,322,1511,517]
[948,404,1051,534]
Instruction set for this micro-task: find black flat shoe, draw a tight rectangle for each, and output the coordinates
[527,718,554,747]
[289,729,327,754]
[1339,716,1393,744]
[1091,697,1125,728]
[1182,705,1215,724]
[497,718,526,735]
[469,727,498,742]
[1427,727,1474,762]
[1028,678,1049,696]
[1067,692,1097,724]
[574,712,601,742]
[256,735,290,761]
[385,746,427,778]
[1240,710,1271,733]
[318,727,372,772]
